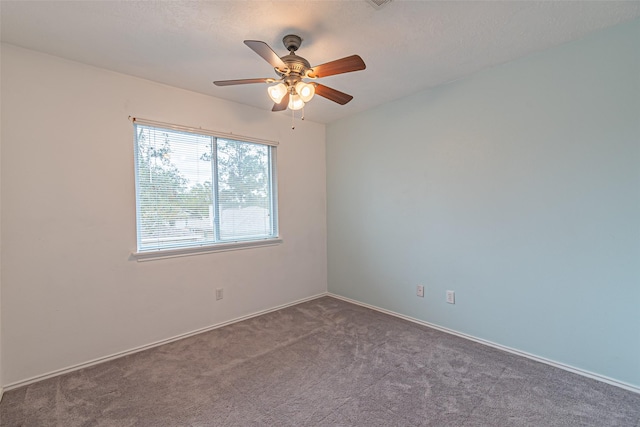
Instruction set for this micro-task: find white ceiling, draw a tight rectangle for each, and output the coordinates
[2,1,639,124]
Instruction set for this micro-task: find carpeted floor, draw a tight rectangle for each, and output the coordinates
[1,296,639,426]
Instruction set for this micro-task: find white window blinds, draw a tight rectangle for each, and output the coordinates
[133,122,278,253]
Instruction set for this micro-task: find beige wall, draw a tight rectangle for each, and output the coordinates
[0,44,327,386]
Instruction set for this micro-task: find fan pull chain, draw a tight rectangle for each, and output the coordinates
[301,105,305,121]
[291,106,295,130]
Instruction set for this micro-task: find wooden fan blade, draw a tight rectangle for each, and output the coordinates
[307,55,366,79]
[214,78,273,86]
[272,92,290,112]
[244,40,287,70]
[314,84,353,105]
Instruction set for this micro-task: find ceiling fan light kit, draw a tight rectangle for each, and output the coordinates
[288,94,305,111]
[267,83,288,103]
[214,34,366,125]
[295,81,315,103]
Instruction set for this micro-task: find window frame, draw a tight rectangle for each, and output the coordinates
[130,117,281,261]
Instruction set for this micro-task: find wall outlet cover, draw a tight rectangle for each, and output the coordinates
[416,285,424,298]
[446,290,455,304]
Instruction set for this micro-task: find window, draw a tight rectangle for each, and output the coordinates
[133,119,279,257]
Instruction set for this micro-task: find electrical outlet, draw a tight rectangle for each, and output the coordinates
[216,288,224,301]
[446,290,455,304]
[416,285,424,298]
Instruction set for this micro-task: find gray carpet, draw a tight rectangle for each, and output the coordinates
[1,296,639,426]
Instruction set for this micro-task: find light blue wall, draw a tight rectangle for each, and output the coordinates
[327,19,640,388]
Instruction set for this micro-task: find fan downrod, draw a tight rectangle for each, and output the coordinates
[282,34,302,53]
[276,35,310,78]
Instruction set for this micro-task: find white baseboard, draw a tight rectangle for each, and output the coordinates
[328,293,640,395]
[5,291,638,396]
[3,292,328,392]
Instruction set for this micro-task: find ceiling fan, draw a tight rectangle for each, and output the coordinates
[214,35,366,112]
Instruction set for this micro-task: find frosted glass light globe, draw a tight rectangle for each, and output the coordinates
[288,94,305,111]
[267,83,287,103]
[295,82,315,103]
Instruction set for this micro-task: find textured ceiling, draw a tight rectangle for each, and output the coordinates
[2,1,639,124]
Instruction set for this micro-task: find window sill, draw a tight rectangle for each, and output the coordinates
[131,238,283,262]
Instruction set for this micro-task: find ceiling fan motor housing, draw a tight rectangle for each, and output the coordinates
[275,35,311,82]
[278,54,310,76]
